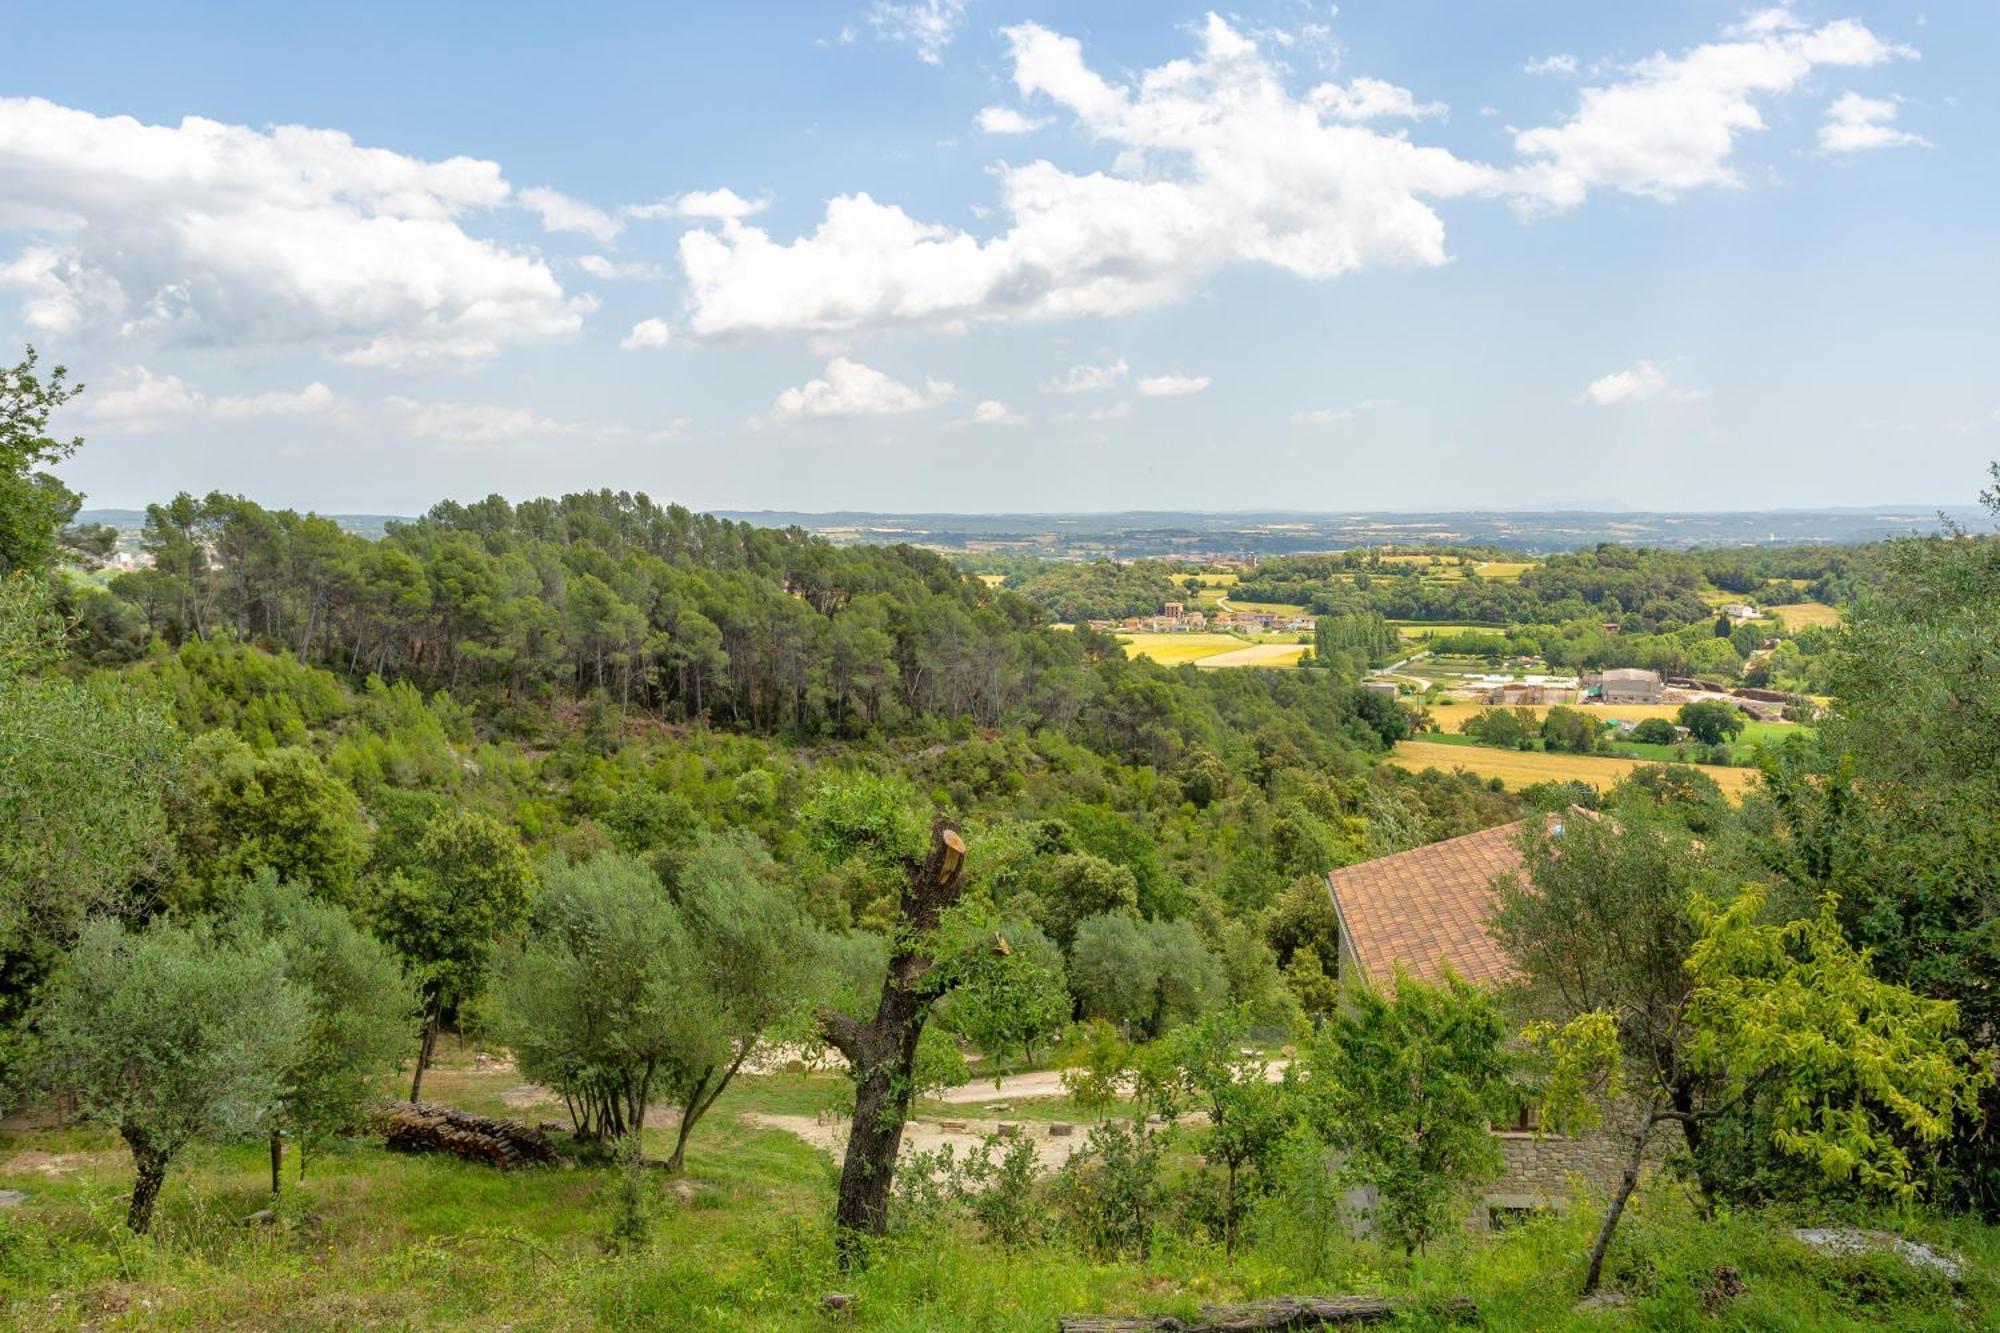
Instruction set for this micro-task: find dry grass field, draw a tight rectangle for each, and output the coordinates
[1390,739,1760,798]
[1474,561,1534,580]
[1195,642,1309,668]
[1219,598,1309,615]
[1428,702,1687,734]
[1766,601,1844,630]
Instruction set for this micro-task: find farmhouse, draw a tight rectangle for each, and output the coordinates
[1589,667,1663,704]
[1361,680,1400,700]
[1325,821,1647,1225]
[1481,682,1548,706]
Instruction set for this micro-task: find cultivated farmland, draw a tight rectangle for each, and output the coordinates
[1429,702,1687,734]
[1390,739,1760,797]
[1766,601,1844,630]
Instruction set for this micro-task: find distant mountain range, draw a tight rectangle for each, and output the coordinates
[78,504,1984,558]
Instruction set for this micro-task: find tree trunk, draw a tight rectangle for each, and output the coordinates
[818,820,968,1268]
[269,1130,283,1194]
[410,1009,440,1104]
[1582,1108,1657,1296]
[121,1126,169,1236]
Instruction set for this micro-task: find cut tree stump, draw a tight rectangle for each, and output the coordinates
[1058,1295,1475,1332]
[374,1101,562,1168]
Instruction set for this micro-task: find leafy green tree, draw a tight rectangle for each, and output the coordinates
[1308,970,1510,1259]
[35,917,310,1233]
[1676,699,1744,745]
[1536,888,1987,1295]
[374,809,535,1102]
[1629,716,1678,745]
[170,733,371,908]
[227,871,414,1186]
[1059,1019,1131,1119]
[0,347,84,575]
[1069,912,1226,1038]
[496,854,686,1144]
[936,921,1070,1077]
[1463,707,1532,749]
[1154,1007,1294,1253]
[0,577,181,1070]
[1037,852,1139,947]
[1539,705,1602,754]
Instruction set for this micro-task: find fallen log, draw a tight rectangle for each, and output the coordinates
[374,1101,562,1168]
[1059,1294,1474,1332]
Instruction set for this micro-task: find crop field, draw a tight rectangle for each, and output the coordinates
[1195,642,1310,668]
[1392,621,1509,639]
[1766,601,1844,630]
[1218,598,1309,615]
[1390,739,1760,797]
[1429,702,1686,734]
[1118,632,1254,665]
[1474,561,1534,580]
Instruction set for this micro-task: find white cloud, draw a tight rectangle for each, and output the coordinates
[1294,397,1391,424]
[0,97,590,365]
[578,254,664,281]
[679,16,1503,338]
[1579,360,1705,407]
[620,318,673,350]
[625,188,769,222]
[767,357,954,421]
[1525,54,1578,77]
[1513,15,1918,210]
[866,1,967,65]
[1137,373,1211,398]
[968,399,1024,425]
[518,186,624,243]
[386,396,686,449]
[75,366,337,432]
[1308,77,1447,122]
[975,106,1051,135]
[1819,91,1929,152]
[1042,358,1128,394]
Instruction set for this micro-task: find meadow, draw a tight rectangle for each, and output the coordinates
[1766,601,1845,630]
[1390,740,1761,797]
[1117,633,1305,667]
[3,1047,1988,1331]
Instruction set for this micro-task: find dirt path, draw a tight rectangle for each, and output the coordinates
[739,1112,1089,1176]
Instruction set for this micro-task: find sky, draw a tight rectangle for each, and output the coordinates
[3,1,1996,516]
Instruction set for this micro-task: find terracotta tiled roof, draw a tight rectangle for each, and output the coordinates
[1326,821,1527,988]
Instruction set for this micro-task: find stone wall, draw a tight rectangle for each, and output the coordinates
[1477,1102,1671,1229]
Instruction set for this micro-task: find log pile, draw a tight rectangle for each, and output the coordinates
[1059,1295,1474,1331]
[375,1101,562,1168]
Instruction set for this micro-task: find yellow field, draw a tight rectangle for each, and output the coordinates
[1430,702,1688,735]
[1390,740,1759,798]
[1394,621,1509,639]
[1196,642,1309,668]
[1474,561,1533,580]
[1766,601,1844,630]
[1118,632,1255,665]
[976,573,1006,588]
[1119,632,1303,668]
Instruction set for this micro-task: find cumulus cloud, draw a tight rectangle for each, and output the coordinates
[1513,11,1918,210]
[620,318,673,350]
[75,366,337,432]
[866,1,967,65]
[1042,358,1128,394]
[519,186,624,243]
[968,399,1024,425]
[1137,373,1211,398]
[678,16,1503,338]
[0,97,591,365]
[1525,54,1578,77]
[1308,77,1447,122]
[386,396,687,449]
[766,357,954,422]
[1819,92,1929,151]
[975,106,1051,135]
[578,254,664,280]
[1580,360,1704,407]
[625,188,769,221]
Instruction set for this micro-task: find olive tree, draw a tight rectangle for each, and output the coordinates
[36,917,310,1233]
[227,871,413,1188]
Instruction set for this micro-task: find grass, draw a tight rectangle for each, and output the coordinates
[1473,561,1533,580]
[1217,599,1308,616]
[1767,601,1845,630]
[1,1048,1990,1329]
[1391,739,1761,797]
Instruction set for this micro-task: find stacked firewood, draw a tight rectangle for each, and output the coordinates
[374,1101,562,1168]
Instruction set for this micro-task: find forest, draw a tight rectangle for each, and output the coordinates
[4,346,2000,1329]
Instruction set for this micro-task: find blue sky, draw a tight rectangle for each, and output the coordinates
[2,2,1994,514]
